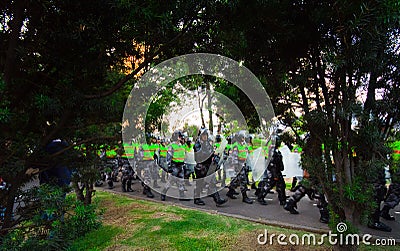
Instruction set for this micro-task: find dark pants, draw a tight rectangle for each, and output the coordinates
[194,163,218,198]
[383,183,400,209]
[371,182,387,223]
[288,184,329,220]
[228,162,249,193]
[164,162,185,192]
[257,169,286,204]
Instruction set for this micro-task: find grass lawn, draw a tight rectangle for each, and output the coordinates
[68,191,397,251]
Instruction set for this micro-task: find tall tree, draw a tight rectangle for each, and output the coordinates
[0,0,218,231]
[215,0,400,233]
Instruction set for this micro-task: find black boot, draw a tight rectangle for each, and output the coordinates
[212,193,227,207]
[194,198,205,205]
[108,180,114,189]
[242,191,253,204]
[256,181,265,196]
[380,205,395,221]
[319,208,329,224]
[257,190,268,205]
[146,189,154,198]
[290,177,297,192]
[144,186,154,198]
[368,221,392,232]
[284,199,299,214]
[127,181,133,192]
[226,187,238,199]
[257,197,267,205]
[160,188,168,201]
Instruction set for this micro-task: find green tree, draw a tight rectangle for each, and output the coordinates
[226,0,400,232]
[0,0,218,232]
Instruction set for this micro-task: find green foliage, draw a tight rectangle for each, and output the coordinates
[343,177,375,221]
[0,186,103,251]
[183,123,199,139]
[328,211,360,236]
[62,201,103,241]
[214,0,400,232]
[0,107,10,124]
[2,0,399,239]
[145,84,179,132]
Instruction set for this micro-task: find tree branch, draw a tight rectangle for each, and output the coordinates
[84,21,192,100]
[49,135,120,158]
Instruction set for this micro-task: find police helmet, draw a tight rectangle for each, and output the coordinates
[171,130,183,142]
[237,130,247,141]
[245,135,253,144]
[198,128,209,140]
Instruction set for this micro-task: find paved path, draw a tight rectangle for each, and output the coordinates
[97,179,400,242]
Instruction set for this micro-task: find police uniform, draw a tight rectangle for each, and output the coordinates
[161,131,187,201]
[184,140,195,186]
[149,139,160,188]
[158,140,169,183]
[193,129,227,206]
[256,145,286,206]
[283,141,329,224]
[138,143,155,198]
[380,141,400,221]
[226,132,253,204]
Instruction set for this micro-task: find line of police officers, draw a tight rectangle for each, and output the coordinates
[117,130,400,232]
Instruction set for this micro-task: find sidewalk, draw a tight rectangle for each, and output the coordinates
[97,179,400,242]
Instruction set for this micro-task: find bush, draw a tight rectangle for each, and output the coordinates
[0,185,103,251]
[62,201,103,241]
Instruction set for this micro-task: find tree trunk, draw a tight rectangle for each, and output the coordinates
[197,88,206,128]
[2,180,19,230]
[72,181,84,202]
[2,169,26,229]
[84,182,93,206]
[217,114,223,134]
[207,82,213,132]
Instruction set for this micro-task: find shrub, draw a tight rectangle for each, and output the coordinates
[0,185,103,251]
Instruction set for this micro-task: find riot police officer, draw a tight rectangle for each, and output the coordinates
[193,128,227,206]
[380,141,400,221]
[368,167,392,231]
[283,137,329,224]
[161,130,188,201]
[226,131,253,204]
[158,139,169,183]
[256,145,287,206]
[184,138,195,187]
[121,166,134,192]
[149,136,161,188]
[283,178,329,224]
[137,142,155,198]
